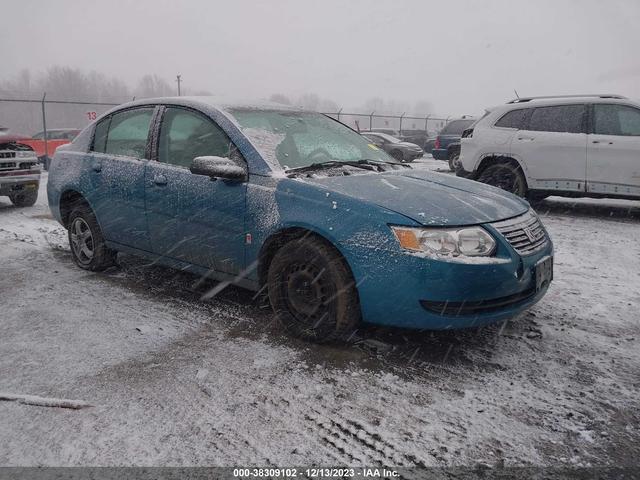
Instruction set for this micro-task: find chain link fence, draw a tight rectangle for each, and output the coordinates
[0,95,453,165]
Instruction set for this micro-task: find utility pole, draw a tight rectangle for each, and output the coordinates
[176,75,182,96]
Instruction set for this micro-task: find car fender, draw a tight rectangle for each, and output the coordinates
[244,175,418,284]
[476,152,532,186]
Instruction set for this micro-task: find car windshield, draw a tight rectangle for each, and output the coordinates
[368,132,400,143]
[229,109,399,170]
[441,119,475,135]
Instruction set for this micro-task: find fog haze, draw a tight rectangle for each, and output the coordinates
[2,0,640,116]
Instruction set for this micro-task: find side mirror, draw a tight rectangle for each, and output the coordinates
[189,156,246,181]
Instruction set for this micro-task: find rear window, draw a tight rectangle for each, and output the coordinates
[495,109,528,129]
[527,105,585,134]
[441,119,474,135]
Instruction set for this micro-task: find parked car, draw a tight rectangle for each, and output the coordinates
[48,97,553,342]
[367,127,399,136]
[0,126,41,207]
[432,118,476,170]
[458,94,640,202]
[398,129,428,147]
[424,135,437,154]
[360,131,424,162]
[20,128,80,169]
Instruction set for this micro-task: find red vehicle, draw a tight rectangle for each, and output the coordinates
[19,128,80,167]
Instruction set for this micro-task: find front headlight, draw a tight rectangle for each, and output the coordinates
[391,226,496,257]
[16,151,36,158]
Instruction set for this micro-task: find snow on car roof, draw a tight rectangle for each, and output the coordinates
[121,95,311,113]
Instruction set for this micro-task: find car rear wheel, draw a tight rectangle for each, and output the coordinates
[391,150,405,162]
[448,151,461,171]
[9,189,38,207]
[68,205,117,271]
[477,163,527,197]
[267,236,360,342]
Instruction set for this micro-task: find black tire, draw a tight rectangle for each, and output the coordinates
[448,151,460,171]
[477,163,527,197]
[267,236,360,342]
[391,150,405,162]
[9,189,38,207]
[68,204,117,271]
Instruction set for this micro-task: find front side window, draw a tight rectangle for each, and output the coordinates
[92,108,154,157]
[230,110,397,170]
[495,109,528,129]
[528,105,585,134]
[158,107,235,168]
[594,104,640,136]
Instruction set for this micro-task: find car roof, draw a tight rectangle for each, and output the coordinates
[114,96,311,113]
[491,96,640,113]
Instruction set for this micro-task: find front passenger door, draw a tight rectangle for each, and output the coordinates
[145,106,247,274]
[587,104,640,197]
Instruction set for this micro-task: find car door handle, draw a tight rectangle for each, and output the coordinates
[592,140,613,145]
[517,136,535,141]
[91,161,102,173]
[152,174,168,186]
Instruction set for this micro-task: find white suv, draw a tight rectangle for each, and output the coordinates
[457,94,640,202]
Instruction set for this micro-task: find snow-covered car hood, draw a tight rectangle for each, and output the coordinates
[301,168,529,226]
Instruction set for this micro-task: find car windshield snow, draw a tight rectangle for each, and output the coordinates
[229,109,399,171]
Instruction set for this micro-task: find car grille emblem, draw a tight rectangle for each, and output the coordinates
[523,226,544,242]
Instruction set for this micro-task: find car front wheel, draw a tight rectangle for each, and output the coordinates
[9,189,38,207]
[477,163,527,197]
[267,236,360,342]
[68,205,117,271]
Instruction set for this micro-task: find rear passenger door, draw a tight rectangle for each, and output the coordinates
[88,106,155,251]
[514,104,587,192]
[587,103,640,197]
[144,106,247,274]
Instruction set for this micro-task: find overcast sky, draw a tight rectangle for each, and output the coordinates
[2,0,640,116]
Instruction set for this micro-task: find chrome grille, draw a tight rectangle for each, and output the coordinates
[0,151,16,159]
[492,210,548,255]
[0,161,17,170]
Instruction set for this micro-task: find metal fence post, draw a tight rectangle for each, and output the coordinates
[425,114,431,132]
[399,113,405,135]
[41,93,48,169]
[369,111,374,130]
[336,108,342,122]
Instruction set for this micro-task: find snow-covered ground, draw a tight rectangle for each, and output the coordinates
[0,160,638,468]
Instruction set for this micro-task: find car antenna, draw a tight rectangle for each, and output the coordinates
[513,89,520,99]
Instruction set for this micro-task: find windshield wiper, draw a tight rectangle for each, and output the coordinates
[356,159,411,169]
[285,158,411,176]
[286,160,376,175]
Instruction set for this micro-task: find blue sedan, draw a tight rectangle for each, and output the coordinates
[47,97,553,342]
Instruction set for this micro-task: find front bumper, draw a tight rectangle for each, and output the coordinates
[0,171,41,194]
[351,231,553,330]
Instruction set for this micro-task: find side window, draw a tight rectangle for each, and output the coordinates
[32,132,45,140]
[92,118,110,153]
[594,104,640,136]
[528,105,585,134]
[495,109,528,129]
[158,107,235,168]
[104,108,154,158]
